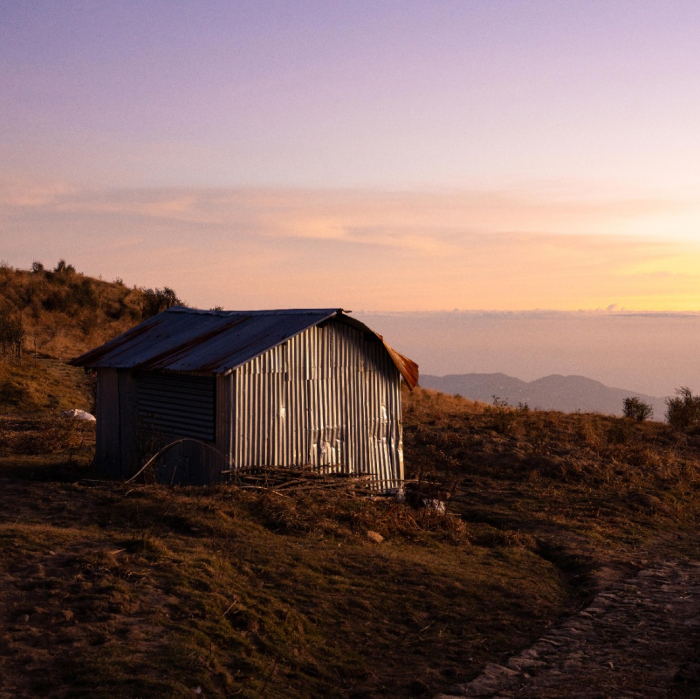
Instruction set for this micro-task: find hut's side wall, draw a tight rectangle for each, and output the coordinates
[162,373,231,484]
[95,370,232,483]
[118,370,139,478]
[133,372,232,485]
[95,368,121,478]
[95,368,141,479]
[230,321,404,487]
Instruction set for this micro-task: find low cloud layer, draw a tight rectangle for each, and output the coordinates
[356,310,700,397]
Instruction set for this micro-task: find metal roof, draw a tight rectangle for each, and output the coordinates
[69,307,419,388]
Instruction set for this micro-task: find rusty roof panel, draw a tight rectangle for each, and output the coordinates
[380,341,420,390]
[69,307,419,387]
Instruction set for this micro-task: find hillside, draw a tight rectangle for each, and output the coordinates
[420,372,667,418]
[2,264,700,696]
[1,387,700,697]
[0,262,181,413]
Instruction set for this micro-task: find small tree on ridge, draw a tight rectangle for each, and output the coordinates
[622,397,653,422]
[665,387,700,432]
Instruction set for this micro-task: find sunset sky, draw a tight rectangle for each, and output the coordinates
[2,0,700,314]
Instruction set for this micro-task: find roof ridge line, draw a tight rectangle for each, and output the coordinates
[167,307,344,316]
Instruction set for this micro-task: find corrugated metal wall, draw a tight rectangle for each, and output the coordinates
[96,370,231,484]
[230,320,404,488]
[135,371,216,442]
[96,320,404,487]
[146,373,230,485]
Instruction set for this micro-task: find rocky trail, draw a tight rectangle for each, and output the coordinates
[437,560,700,699]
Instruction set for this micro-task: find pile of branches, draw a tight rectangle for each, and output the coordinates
[222,464,377,495]
[126,438,395,495]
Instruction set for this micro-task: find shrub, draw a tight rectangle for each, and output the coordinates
[665,387,700,431]
[71,277,98,308]
[141,286,182,319]
[54,259,76,274]
[623,397,653,422]
[489,395,518,435]
[42,289,69,313]
[78,309,99,336]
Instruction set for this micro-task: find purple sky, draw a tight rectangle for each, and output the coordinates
[2,2,700,388]
[3,1,700,191]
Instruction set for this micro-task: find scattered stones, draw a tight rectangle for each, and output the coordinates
[436,561,700,699]
[366,530,384,544]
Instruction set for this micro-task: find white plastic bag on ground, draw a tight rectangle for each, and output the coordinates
[61,409,96,421]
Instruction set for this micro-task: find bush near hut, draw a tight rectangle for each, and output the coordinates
[140,286,182,319]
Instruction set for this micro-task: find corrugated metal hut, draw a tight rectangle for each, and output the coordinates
[70,307,418,488]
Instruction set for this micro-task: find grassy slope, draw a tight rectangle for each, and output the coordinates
[0,265,145,360]
[0,264,162,414]
[403,389,700,572]
[1,388,700,697]
[1,264,700,696]
[0,359,95,414]
[0,477,565,699]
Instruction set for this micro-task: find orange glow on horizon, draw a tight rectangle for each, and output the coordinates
[2,181,700,313]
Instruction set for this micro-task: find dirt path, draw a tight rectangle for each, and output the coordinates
[437,560,700,699]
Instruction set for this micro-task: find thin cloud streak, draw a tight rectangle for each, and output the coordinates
[2,183,700,312]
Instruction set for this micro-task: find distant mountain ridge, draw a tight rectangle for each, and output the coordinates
[419,373,668,418]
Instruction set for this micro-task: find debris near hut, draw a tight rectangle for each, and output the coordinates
[223,465,376,495]
[61,408,96,421]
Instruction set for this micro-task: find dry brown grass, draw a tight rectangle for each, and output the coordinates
[0,411,575,699]
[2,384,700,697]
[0,264,147,362]
[403,386,700,564]
[0,264,178,415]
[0,359,95,415]
[0,474,568,698]
[0,415,94,457]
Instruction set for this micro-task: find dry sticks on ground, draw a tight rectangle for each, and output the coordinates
[221,465,379,495]
[128,437,389,495]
